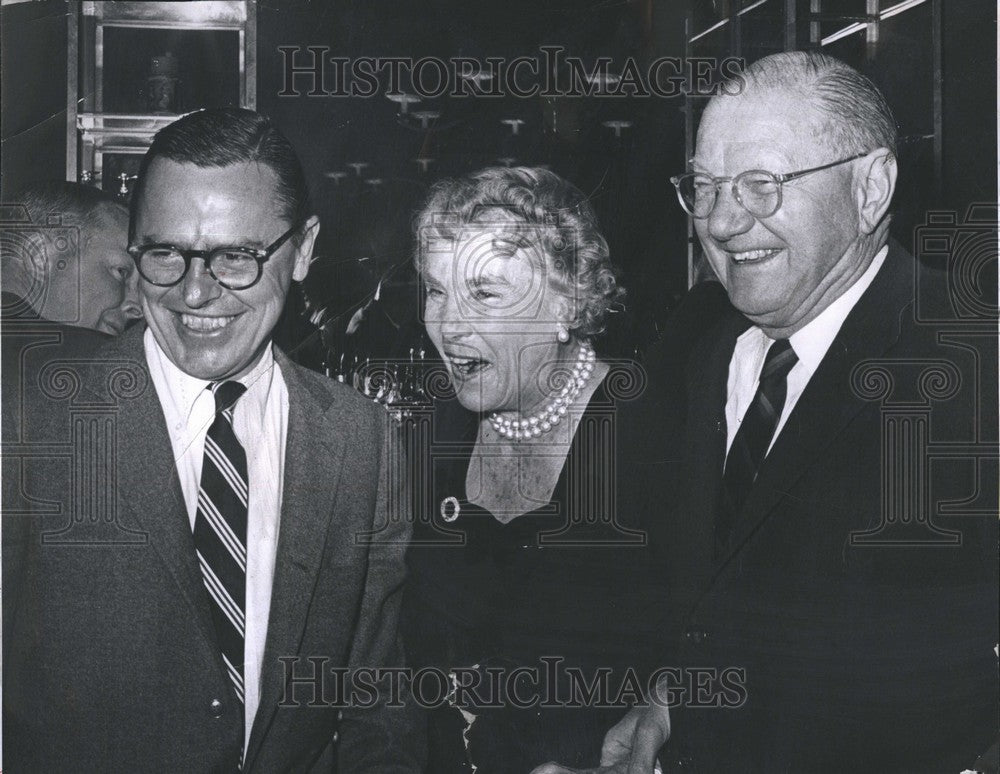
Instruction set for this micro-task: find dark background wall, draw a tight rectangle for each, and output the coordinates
[256,0,691,355]
[2,0,995,356]
[1,0,70,196]
[941,4,996,209]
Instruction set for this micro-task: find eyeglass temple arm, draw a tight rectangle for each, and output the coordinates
[775,152,869,183]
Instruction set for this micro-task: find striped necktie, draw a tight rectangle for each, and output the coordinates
[717,338,798,552]
[193,381,249,725]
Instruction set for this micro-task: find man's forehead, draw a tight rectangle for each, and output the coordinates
[79,205,127,254]
[134,158,284,238]
[138,158,280,208]
[92,202,129,230]
[694,91,826,170]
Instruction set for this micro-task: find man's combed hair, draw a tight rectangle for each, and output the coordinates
[131,107,312,228]
[4,181,124,277]
[15,180,124,228]
[734,51,898,157]
[414,166,625,337]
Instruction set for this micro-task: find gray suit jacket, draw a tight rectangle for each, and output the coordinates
[3,324,425,772]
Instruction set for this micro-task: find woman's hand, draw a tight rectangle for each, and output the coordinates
[528,703,671,774]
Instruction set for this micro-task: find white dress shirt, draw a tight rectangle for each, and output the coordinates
[725,245,888,457]
[145,329,288,752]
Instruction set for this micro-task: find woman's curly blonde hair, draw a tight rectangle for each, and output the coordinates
[413,166,625,337]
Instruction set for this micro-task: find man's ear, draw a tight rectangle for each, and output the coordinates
[856,148,897,234]
[292,215,320,282]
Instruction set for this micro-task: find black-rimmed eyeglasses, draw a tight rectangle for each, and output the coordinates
[128,223,301,290]
[670,153,867,219]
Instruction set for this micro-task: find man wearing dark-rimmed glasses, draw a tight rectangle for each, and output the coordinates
[539,50,996,774]
[129,220,302,291]
[4,108,425,773]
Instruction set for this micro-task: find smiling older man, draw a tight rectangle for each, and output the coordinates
[536,51,997,774]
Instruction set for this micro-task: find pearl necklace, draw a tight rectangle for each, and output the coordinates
[488,342,596,441]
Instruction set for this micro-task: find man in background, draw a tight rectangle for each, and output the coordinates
[1,181,141,335]
[1,181,142,442]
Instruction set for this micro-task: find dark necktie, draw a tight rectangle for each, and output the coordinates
[717,338,798,551]
[193,381,249,726]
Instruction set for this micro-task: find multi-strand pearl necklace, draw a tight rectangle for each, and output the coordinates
[487,342,596,441]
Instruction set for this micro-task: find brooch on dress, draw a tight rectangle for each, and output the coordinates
[440,496,461,522]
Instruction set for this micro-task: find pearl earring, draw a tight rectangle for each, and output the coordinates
[557,328,570,343]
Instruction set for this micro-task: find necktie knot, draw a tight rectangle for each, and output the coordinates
[759,339,797,386]
[210,381,247,414]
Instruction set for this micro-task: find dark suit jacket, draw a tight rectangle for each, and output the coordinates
[3,324,425,773]
[1,290,111,440]
[640,245,998,772]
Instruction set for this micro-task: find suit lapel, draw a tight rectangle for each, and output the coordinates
[675,310,750,595]
[246,352,349,766]
[94,332,358,767]
[108,326,219,649]
[709,246,916,576]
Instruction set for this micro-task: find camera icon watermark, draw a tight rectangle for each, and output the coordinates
[847,204,998,547]
[0,203,83,325]
[914,204,998,324]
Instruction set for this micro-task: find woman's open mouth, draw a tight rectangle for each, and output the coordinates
[447,354,490,378]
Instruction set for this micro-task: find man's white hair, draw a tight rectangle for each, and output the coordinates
[723,51,898,157]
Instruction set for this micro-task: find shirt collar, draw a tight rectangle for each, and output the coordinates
[237,342,277,428]
[787,244,888,375]
[143,328,276,426]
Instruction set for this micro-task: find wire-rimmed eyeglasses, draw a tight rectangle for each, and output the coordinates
[669,153,867,219]
[128,223,301,291]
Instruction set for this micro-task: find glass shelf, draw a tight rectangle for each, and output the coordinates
[101,27,240,114]
[86,1,247,27]
[69,1,256,188]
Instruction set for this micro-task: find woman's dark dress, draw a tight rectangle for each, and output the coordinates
[402,375,673,774]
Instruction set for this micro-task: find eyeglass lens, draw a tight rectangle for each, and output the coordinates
[138,248,260,289]
[681,172,781,218]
